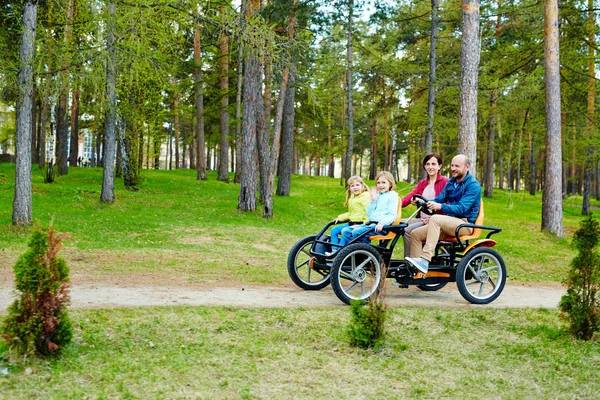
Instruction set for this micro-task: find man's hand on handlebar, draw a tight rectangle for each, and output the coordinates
[426,201,442,212]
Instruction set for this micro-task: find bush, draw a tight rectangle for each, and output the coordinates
[1,227,72,356]
[347,275,388,349]
[559,215,600,340]
[347,298,387,349]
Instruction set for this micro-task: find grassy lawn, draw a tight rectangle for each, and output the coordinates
[1,163,599,398]
[0,163,595,284]
[1,306,599,399]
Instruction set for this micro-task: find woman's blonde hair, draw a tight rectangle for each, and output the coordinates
[344,176,368,206]
[375,171,396,192]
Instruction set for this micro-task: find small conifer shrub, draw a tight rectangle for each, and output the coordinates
[559,215,600,341]
[347,268,388,349]
[1,227,72,356]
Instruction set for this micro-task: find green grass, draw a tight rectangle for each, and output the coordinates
[1,306,599,399]
[1,164,600,398]
[0,163,596,284]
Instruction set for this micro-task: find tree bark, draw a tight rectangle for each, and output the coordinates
[369,119,377,180]
[582,0,595,215]
[56,0,75,175]
[69,79,80,167]
[276,62,296,196]
[234,0,246,184]
[344,0,354,181]
[173,82,180,169]
[484,89,497,197]
[218,14,230,182]
[541,0,563,237]
[528,131,536,196]
[424,0,438,157]
[13,0,38,225]
[457,0,480,176]
[238,0,262,211]
[194,13,206,180]
[101,1,117,203]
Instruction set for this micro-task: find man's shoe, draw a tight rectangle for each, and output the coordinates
[406,257,429,274]
[325,250,337,257]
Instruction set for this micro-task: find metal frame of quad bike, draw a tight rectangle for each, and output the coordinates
[287,196,507,305]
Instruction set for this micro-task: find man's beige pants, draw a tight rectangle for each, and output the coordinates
[410,215,473,261]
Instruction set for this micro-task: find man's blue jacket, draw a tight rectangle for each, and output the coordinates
[433,172,481,223]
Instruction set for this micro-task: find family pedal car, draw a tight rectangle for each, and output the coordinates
[287,195,507,305]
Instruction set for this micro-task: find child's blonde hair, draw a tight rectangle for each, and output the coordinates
[375,171,396,192]
[344,176,368,206]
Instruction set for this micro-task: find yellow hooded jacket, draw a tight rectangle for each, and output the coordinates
[336,191,370,223]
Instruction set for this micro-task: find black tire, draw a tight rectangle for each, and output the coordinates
[330,243,383,305]
[417,282,448,291]
[287,235,331,290]
[456,247,506,304]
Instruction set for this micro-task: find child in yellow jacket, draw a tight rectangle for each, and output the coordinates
[330,176,370,250]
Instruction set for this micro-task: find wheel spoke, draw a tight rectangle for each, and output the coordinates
[296,259,309,269]
[339,269,354,280]
[467,265,480,281]
[481,265,499,274]
[355,257,372,270]
[345,280,359,292]
[477,282,485,296]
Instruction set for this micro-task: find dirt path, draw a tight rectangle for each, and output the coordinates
[0,281,565,313]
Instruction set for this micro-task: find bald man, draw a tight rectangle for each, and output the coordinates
[406,154,481,274]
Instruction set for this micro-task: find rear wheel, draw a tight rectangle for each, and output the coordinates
[330,243,383,305]
[287,235,330,290]
[456,247,506,304]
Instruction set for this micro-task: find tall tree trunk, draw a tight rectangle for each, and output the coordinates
[484,89,497,197]
[218,13,230,182]
[344,0,354,181]
[528,131,536,195]
[541,0,563,237]
[382,80,389,171]
[457,0,480,176]
[38,78,49,167]
[369,119,377,180]
[507,129,514,190]
[276,0,298,197]
[101,1,117,203]
[391,126,398,181]
[238,0,262,211]
[424,0,438,156]
[327,107,334,178]
[118,119,132,187]
[69,79,80,167]
[276,62,296,196]
[258,40,273,205]
[582,0,595,215]
[13,0,38,225]
[234,0,246,184]
[173,82,180,169]
[516,110,527,193]
[262,0,295,216]
[194,13,206,180]
[56,0,75,176]
[182,117,188,168]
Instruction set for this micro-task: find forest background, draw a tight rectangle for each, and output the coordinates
[0,0,597,230]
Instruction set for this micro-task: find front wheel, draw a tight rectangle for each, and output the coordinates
[456,247,506,304]
[287,235,331,290]
[330,243,383,305]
